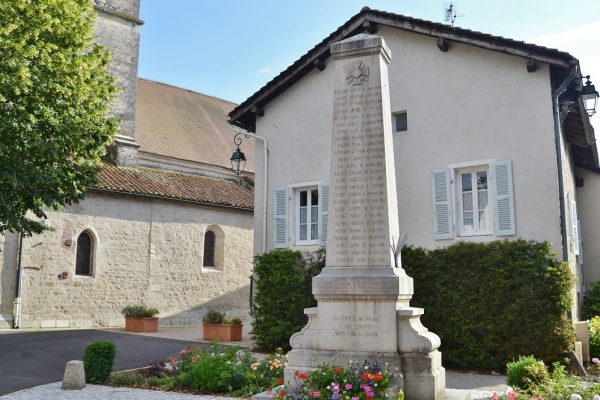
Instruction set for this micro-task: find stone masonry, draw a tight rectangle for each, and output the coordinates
[10,192,254,329]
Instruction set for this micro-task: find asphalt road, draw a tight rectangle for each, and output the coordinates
[0,329,204,396]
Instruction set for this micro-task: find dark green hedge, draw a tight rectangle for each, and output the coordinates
[402,240,574,371]
[251,248,325,351]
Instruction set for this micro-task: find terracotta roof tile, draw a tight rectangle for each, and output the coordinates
[94,162,253,210]
[136,78,255,173]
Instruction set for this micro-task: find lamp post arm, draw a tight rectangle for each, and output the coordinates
[231,126,269,254]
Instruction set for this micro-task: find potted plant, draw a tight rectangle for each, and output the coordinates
[202,309,243,341]
[122,305,160,332]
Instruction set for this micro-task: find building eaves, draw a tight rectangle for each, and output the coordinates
[91,162,254,210]
[228,7,577,133]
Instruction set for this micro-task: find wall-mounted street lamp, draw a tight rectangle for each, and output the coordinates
[230,132,246,175]
[581,75,599,117]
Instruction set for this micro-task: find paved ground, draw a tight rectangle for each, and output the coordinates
[0,328,220,396]
[0,326,507,399]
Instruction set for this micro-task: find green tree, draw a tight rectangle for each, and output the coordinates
[0,0,119,235]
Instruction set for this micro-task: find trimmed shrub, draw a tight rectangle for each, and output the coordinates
[583,281,600,320]
[402,240,574,371]
[83,341,116,383]
[252,248,325,351]
[590,316,600,359]
[507,355,549,390]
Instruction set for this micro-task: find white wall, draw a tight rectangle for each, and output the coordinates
[576,166,600,286]
[254,27,563,257]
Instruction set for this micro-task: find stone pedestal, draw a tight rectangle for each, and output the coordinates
[283,34,446,400]
[61,360,86,390]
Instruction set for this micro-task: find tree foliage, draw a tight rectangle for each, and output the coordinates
[0,0,119,235]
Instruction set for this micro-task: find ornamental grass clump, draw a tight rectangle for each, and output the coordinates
[280,360,394,400]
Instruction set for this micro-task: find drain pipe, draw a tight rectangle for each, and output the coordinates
[231,126,269,254]
[552,59,579,263]
[13,232,24,329]
[231,126,268,315]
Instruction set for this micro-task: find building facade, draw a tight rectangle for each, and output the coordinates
[228,9,599,319]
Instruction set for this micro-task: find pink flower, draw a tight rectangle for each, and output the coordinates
[492,394,498,400]
[507,390,519,400]
[593,357,600,364]
[345,383,353,390]
[310,391,321,398]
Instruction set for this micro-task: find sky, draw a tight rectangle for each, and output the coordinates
[138,0,600,114]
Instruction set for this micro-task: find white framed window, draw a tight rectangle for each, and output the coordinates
[392,111,408,132]
[457,167,491,236]
[274,183,329,248]
[297,187,319,245]
[431,160,515,240]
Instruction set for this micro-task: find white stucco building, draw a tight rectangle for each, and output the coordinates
[228,8,599,319]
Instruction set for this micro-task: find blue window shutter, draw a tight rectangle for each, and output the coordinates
[578,219,584,264]
[492,160,516,236]
[570,199,580,256]
[319,183,329,246]
[274,188,289,248]
[431,168,453,240]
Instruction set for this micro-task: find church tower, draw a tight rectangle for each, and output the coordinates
[93,0,143,168]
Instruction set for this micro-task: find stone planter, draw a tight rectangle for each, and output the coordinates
[125,317,159,332]
[203,323,243,341]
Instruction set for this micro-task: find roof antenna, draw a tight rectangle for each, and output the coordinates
[443,2,464,27]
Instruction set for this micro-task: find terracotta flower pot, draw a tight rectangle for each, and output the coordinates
[203,323,243,341]
[124,316,159,332]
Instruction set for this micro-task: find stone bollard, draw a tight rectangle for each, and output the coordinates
[61,360,86,390]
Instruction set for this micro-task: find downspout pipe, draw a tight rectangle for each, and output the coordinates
[231,126,269,255]
[14,232,24,329]
[552,59,579,263]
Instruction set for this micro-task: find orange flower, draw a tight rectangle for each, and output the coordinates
[298,373,308,380]
[373,373,383,382]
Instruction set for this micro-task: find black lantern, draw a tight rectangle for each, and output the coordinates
[581,75,599,117]
[230,133,246,175]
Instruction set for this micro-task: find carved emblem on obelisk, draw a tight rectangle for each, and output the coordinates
[346,61,369,85]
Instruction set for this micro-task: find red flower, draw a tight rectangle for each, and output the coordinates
[279,391,286,398]
[298,373,308,380]
[373,373,383,382]
[267,387,273,394]
[335,366,341,374]
[361,373,369,380]
[277,378,283,385]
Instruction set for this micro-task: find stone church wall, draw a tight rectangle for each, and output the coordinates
[7,192,253,329]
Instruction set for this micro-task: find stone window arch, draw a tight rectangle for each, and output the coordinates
[75,230,95,276]
[203,225,224,271]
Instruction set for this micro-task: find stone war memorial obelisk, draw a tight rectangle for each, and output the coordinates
[284,34,446,400]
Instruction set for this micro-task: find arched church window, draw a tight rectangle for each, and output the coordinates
[75,231,93,276]
[203,230,216,267]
